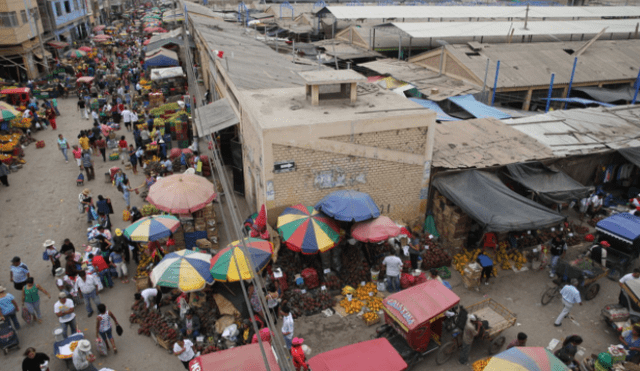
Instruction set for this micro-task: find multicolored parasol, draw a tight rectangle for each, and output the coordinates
[482,347,570,371]
[64,49,86,58]
[0,102,20,122]
[123,215,180,242]
[277,204,340,254]
[209,238,273,282]
[147,174,217,214]
[351,216,401,243]
[151,250,214,292]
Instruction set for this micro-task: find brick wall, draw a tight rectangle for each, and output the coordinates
[324,127,428,155]
[270,143,424,223]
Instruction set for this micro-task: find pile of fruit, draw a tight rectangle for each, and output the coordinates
[323,274,341,291]
[150,102,180,116]
[452,249,482,275]
[286,289,335,318]
[494,248,511,270]
[341,247,370,288]
[510,250,527,270]
[421,246,452,270]
[362,311,379,325]
[140,204,160,217]
[588,217,605,227]
[355,282,377,301]
[0,153,13,164]
[472,357,491,371]
[154,118,165,128]
[130,301,179,345]
[0,133,21,152]
[339,297,364,315]
[136,248,153,277]
[367,296,383,312]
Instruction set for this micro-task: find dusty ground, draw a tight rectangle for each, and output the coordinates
[0,96,627,371]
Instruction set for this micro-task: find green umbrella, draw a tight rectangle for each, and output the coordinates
[0,102,19,122]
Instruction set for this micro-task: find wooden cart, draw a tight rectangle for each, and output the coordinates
[467,298,517,353]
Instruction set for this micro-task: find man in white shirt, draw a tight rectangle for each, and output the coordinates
[173,336,195,369]
[22,108,32,119]
[382,253,403,293]
[135,287,161,310]
[117,86,124,98]
[589,194,604,217]
[54,292,77,338]
[74,270,102,317]
[554,279,582,326]
[121,107,132,131]
[281,304,294,350]
[619,269,640,308]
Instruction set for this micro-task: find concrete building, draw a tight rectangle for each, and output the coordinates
[36,0,90,43]
[0,0,50,81]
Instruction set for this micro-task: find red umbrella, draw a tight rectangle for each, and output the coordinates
[351,216,401,243]
[47,41,68,49]
[143,39,151,45]
[78,46,92,52]
[93,25,105,32]
[255,204,267,229]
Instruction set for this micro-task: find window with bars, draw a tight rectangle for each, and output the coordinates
[20,10,27,23]
[0,12,19,27]
[54,2,62,16]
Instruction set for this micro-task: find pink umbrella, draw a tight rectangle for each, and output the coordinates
[144,27,167,33]
[77,76,94,83]
[147,174,217,214]
[351,216,401,243]
[93,34,111,40]
[93,25,105,32]
[78,46,92,52]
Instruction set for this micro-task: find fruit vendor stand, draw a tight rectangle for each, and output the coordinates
[308,338,408,371]
[189,343,281,371]
[0,87,30,107]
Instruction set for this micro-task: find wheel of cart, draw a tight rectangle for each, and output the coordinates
[53,332,84,370]
[540,259,608,305]
[436,298,517,365]
[0,319,19,355]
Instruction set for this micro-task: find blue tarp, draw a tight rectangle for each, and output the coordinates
[448,94,512,120]
[542,97,615,108]
[315,190,380,222]
[409,98,460,121]
[144,49,179,68]
[596,213,640,244]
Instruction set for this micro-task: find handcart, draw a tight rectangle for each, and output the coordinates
[541,258,608,305]
[0,319,19,355]
[53,332,84,370]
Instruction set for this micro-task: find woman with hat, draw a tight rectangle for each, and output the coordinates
[79,189,94,224]
[22,277,50,324]
[44,240,61,276]
[72,339,97,371]
[22,347,50,371]
[0,285,20,330]
[291,338,308,371]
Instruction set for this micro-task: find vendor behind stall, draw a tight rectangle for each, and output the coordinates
[586,241,609,267]
[477,253,493,286]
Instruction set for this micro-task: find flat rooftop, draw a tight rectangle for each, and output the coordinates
[240,86,431,130]
[298,70,367,85]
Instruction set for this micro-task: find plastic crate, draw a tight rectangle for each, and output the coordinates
[178,140,189,149]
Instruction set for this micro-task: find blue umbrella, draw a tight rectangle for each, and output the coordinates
[315,190,380,222]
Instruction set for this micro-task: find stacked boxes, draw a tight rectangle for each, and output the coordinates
[172,225,186,251]
[193,203,218,251]
[462,262,482,289]
[433,190,472,254]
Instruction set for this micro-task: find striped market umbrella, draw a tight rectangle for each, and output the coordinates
[151,250,214,292]
[64,49,86,58]
[78,46,92,52]
[147,174,217,214]
[277,204,340,254]
[124,215,180,242]
[209,238,273,282]
[482,347,569,371]
[0,102,20,122]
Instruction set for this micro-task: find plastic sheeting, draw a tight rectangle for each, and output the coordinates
[432,170,565,232]
[618,147,640,168]
[144,48,179,68]
[504,162,593,204]
[448,94,511,120]
[542,97,615,107]
[574,86,636,103]
[596,213,640,244]
[409,98,460,121]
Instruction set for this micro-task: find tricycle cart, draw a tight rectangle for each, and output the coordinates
[0,87,30,107]
[375,281,460,370]
[541,258,608,305]
[435,298,517,365]
[595,213,640,281]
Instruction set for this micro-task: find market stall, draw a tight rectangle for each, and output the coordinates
[308,338,408,371]
[189,343,281,371]
[149,67,186,97]
[144,48,179,69]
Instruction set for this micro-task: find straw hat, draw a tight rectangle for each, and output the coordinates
[82,188,91,195]
[43,239,55,247]
[77,339,91,352]
[55,267,65,277]
[0,286,6,293]
[58,291,67,299]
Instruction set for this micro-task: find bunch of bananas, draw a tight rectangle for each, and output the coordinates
[367,296,383,312]
[341,286,356,296]
[140,204,160,217]
[472,358,491,371]
[339,298,363,315]
[362,311,379,324]
[510,250,527,270]
[137,252,153,276]
[453,249,482,274]
[154,118,165,127]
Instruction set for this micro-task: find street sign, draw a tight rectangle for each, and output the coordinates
[274,161,295,173]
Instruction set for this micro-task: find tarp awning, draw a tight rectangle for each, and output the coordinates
[618,147,640,168]
[146,37,183,51]
[189,343,281,371]
[194,98,239,138]
[432,170,565,232]
[448,94,511,120]
[542,97,615,107]
[144,48,179,68]
[504,162,593,204]
[150,66,185,81]
[409,98,460,121]
[574,86,635,103]
[596,213,640,244]
[308,338,408,371]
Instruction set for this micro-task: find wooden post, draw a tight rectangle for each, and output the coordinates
[350,83,357,103]
[522,88,533,111]
[311,84,319,106]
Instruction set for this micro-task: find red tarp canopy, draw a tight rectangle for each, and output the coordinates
[189,343,281,371]
[1,87,30,94]
[308,338,408,371]
[383,280,460,331]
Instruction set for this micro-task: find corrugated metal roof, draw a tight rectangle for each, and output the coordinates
[321,5,640,21]
[408,98,459,121]
[448,94,511,120]
[503,105,640,157]
[433,117,553,169]
[440,40,640,89]
[379,19,640,40]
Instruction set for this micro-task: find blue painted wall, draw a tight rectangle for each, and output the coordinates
[51,0,87,28]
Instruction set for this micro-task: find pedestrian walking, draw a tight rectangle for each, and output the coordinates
[95,136,106,162]
[52,97,60,115]
[90,253,113,289]
[554,279,582,326]
[82,150,95,181]
[43,239,61,276]
[57,134,70,163]
[291,338,309,371]
[0,285,20,330]
[110,247,128,283]
[128,145,138,174]
[22,277,50,324]
[549,235,567,278]
[10,256,30,291]
[78,98,88,120]
[173,336,196,370]
[72,145,83,168]
[72,339,97,371]
[95,304,120,354]
[74,271,102,317]
[22,347,50,371]
[0,162,9,186]
[459,314,481,365]
[281,304,294,350]
[91,110,99,125]
[122,106,132,131]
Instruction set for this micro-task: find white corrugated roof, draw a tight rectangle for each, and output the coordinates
[502,105,640,157]
[323,5,640,21]
[380,19,640,39]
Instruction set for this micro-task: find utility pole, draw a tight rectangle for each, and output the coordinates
[33,5,50,75]
[524,4,529,30]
